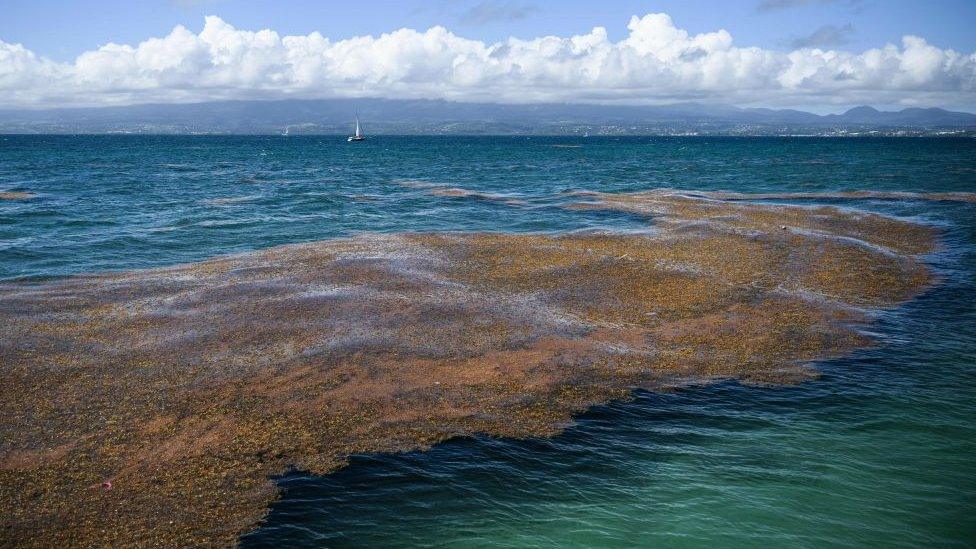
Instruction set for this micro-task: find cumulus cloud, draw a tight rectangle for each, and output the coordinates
[0,13,973,109]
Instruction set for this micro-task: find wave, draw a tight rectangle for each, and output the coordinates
[200,195,261,206]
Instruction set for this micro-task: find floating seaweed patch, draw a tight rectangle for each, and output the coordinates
[425,187,528,206]
[0,191,35,200]
[0,190,940,546]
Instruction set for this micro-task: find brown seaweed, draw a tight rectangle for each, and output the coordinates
[0,191,35,201]
[0,190,938,546]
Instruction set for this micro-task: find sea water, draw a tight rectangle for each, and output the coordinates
[2,135,974,547]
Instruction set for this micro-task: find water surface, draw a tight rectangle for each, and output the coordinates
[2,135,974,547]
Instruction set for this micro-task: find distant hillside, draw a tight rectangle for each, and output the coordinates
[814,105,973,126]
[1,99,974,135]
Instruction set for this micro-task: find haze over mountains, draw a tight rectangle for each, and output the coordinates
[1,99,974,135]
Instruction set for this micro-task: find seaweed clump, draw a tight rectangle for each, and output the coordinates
[0,190,937,546]
[0,191,35,200]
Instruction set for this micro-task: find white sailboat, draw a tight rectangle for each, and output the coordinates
[347,116,366,142]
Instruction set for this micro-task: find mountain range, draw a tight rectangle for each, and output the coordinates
[1,99,974,135]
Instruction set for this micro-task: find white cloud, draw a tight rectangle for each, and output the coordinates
[0,13,974,109]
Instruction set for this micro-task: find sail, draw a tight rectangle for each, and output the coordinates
[355,117,361,138]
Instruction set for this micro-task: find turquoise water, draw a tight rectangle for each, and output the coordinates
[2,136,975,546]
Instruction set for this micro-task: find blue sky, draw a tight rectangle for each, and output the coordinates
[4,0,975,62]
[1,1,974,110]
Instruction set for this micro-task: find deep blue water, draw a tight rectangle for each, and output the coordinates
[2,136,975,547]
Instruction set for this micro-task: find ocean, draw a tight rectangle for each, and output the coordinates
[2,135,974,547]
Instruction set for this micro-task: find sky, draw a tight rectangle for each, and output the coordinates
[1,0,975,112]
